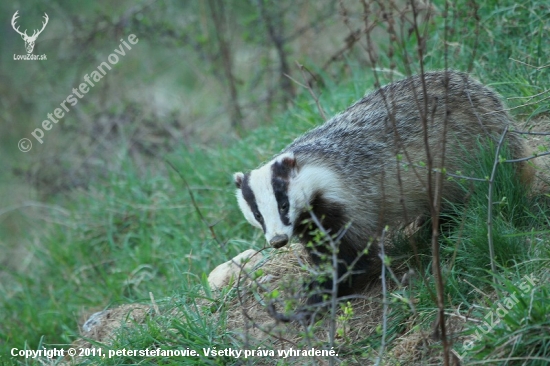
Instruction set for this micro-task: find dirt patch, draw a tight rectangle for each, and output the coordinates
[61,304,150,365]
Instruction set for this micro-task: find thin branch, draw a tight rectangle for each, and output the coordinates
[508,130,550,136]
[207,0,243,133]
[255,0,295,103]
[507,88,550,100]
[374,227,389,366]
[445,172,489,182]
[293,61,327,121]
[165,159,222,246]
[504,151,550,164]
[483,94,550,114]
[321,28,362,71]
[509,58,550,70]
[409,0,449,362]
[487,126,509,280]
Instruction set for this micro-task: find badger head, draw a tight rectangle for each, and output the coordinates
[234,153,298,249]
[234,152,345,249]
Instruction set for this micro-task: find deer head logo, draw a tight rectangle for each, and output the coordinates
[11,11,49,54]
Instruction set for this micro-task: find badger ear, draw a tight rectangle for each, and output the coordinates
[279,153,296,171]
[273,153,297,178]
[234,172,245,189]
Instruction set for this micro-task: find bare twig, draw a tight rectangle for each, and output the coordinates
[207,0,243,133]
[504,151,550,164]
[509,58,550,70]
[255,0,295,103]
[164,159,222,246]
[508,130,550,136]
[292,61,327,121]
[305,210,371,366]
[487,126,509,280]
[374,227,389,366]
[408,0,450,362]
[507,89,550,100]
[466,0,480,73]
[483,93,550,114]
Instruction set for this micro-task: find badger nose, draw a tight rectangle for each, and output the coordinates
[269,234,289,248]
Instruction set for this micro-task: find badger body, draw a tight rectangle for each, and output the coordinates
[234,71,529,313]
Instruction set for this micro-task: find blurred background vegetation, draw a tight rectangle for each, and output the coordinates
[1,0,348,279]
[0,0,381,353]
[1,0,549,363]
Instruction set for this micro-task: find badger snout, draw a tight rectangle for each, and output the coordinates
[269,234,289,248]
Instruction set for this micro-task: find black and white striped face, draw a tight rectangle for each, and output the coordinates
[234,153,297,249]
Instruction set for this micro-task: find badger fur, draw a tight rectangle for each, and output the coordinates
[234,71,530,318]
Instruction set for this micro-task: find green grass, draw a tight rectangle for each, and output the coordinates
[1,0,550,365]
[0,76,369,364]
[385,137,550,362]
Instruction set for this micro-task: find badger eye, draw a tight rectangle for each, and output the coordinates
[253,211,263,223]
[280,202,288,211]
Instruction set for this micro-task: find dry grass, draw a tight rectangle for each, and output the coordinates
[65,242,475,365]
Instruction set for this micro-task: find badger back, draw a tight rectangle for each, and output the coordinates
[281,71,525,224]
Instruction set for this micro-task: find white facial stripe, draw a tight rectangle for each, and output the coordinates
[287,164,344,225]
[249,161,294,242]
[236,191,262,230]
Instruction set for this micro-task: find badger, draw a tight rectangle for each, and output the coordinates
[234,71,531,319]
